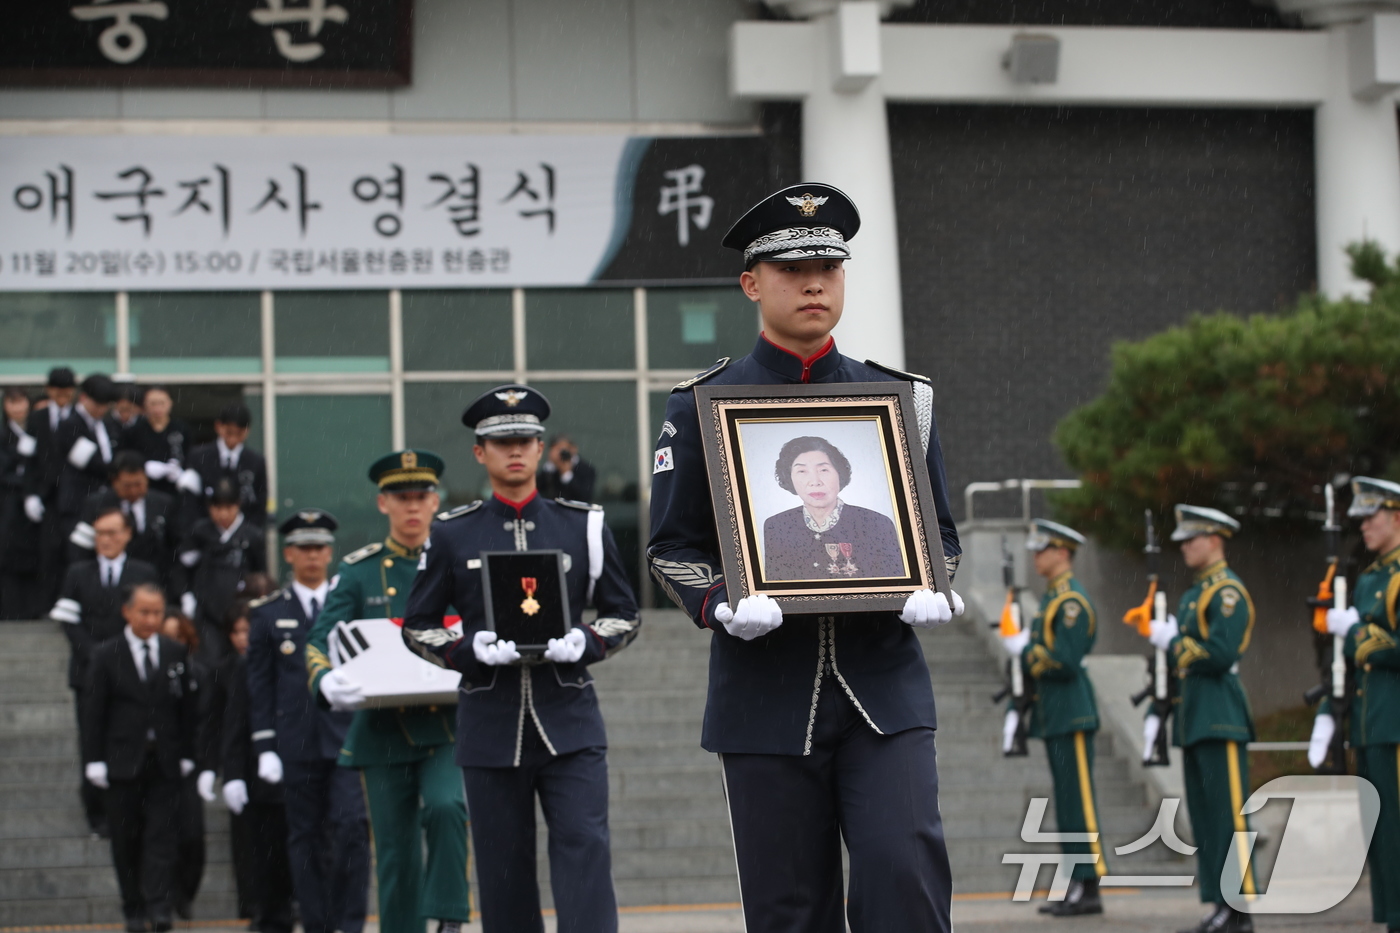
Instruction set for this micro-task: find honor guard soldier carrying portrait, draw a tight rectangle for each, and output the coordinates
[246,510,370,933]
[1147,505,1258,933]
[401,385,641,933]
[647,183,964,933]
[1317,477,1400,933]
[1000,519,1107,917]
[304,450,472,933]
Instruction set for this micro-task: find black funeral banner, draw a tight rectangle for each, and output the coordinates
[0,0,412,87]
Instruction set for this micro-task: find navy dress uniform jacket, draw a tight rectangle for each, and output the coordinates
[402,494,641,769]
[246,589,352,762]
[648,336,961,756]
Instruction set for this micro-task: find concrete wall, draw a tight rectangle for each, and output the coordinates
[0,0,756,125]
[890,105,1317,514]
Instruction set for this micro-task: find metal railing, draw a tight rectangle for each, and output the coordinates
[964,478,1083,523]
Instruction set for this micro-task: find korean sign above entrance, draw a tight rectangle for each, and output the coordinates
[0,0,411,87]
[0,133,769,291]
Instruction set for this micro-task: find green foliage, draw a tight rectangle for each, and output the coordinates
[1052,243,1400,548]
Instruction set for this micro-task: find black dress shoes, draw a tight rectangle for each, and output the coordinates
[1039,878,1103,917]
[1178,903,1254,933]
[123,914,148,933]
[149,910,173,932]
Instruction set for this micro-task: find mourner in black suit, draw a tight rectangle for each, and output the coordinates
[403,386,641,933]
[182,403,269,529]
[221,606,295,933]
[81,582,198,933]
[247,511,368,933]
[1,387,44,619]
[648,185,965,933]
[22,368,79,605]
[178,478,267,662]
[68,452,180,591]
[51,506,160,834]
[117,386,193,500]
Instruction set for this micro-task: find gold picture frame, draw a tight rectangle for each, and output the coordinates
[694,382,951,613]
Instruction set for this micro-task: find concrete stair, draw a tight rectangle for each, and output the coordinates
[0,611,1180,925]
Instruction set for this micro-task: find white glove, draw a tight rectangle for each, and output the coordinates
[900,588,962,627]
[1002,710,1020,753]
[1327,606,1360,637]
[319,669,365,711]
[257,751,283,785]
[180,758,195,777]
[1001,630,1031,656]
[472,630,521,666]
[85,761,109,789]
[176,468,204,495]
[145,460,168,480]
[1148,614,1179,651]
[24,495,44,523]
[222,779,248,815]
[16,433,36,457]
[544,627,587,664]
[181,592,197,618]
[67,436,97,469]
[1142,714,1161,762]
[1308,713,1336,769]
[714,594,783,641]
[196,770,217,801]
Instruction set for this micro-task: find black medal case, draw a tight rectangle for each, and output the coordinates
[479,549,571,652]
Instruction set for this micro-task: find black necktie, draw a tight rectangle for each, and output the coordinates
[104,565,114,587]
[141,642,154,683]
[309,597,320,624]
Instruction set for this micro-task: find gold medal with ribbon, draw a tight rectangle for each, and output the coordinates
[520,577,540,616]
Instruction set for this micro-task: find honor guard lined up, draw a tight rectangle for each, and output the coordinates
[1146,505,1258,933]
[401,385,641,933]
[647,183,964,933]
[1001,519,1107,917]
[304,450,472,933]
[245,510,370,933]
[1317,477,1400,933]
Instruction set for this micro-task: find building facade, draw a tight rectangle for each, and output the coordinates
[2,0,1396,601]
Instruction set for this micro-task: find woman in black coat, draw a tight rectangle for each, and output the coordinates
[761,436,905,582]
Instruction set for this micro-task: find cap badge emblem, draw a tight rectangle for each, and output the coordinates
[786,193,828,218]
[298,510,319,522]
[495,390,527,407]
[401,450,418,469]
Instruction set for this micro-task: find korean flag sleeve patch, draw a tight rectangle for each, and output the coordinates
[653,446,674,474]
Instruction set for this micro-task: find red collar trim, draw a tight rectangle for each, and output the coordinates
[493,490,538,516]
[759,333,835,384]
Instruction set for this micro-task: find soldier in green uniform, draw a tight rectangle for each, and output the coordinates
[1147,505,1256,933]
[1320,477,1400,933]
[1001,519,1106,917]
[304,450,471,933]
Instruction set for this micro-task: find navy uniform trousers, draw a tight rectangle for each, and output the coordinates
[462,722,616,933]
[281,759,370,933]
[719,673,953,933]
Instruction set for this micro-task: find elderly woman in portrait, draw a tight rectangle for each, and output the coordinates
[762,436,905,581]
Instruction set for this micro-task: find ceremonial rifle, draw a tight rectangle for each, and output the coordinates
[989,534,1031,757]
[1303,483,1351,773]
[1126,510,1173,767]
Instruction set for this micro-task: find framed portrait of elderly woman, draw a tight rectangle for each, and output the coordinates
[693,382,951,613]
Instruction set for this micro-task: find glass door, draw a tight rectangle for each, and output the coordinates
[275,392,392,563]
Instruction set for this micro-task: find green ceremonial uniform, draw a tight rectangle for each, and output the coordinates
[1346,545,1400,927]
[1169,559,1258,905]
[1020,571,1106,881]
[306,537,471,933]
